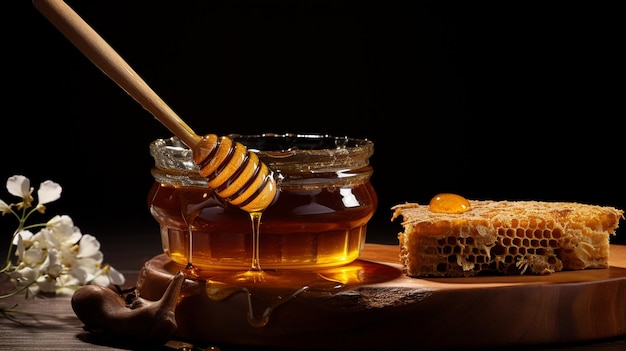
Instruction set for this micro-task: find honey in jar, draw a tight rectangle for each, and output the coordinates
[147,133,377,273]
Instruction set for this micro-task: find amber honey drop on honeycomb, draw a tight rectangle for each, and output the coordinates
[429,193,471,214]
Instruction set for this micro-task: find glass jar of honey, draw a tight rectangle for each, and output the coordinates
[147,133,377,272]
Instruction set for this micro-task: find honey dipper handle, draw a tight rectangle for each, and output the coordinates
[33,0,202,148]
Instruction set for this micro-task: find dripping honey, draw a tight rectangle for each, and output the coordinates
[148,134,377,272]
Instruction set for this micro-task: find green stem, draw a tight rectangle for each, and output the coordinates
[0,279,37,299]
[20,223,46,232]
[21,207,40,224]
[1,228,20,274]
[1,207,32,274]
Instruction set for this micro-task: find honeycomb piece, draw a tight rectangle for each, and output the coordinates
[391,199,624,277]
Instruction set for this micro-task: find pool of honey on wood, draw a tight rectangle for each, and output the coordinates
[158,254,403,327]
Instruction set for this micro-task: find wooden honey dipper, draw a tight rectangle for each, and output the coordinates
[33,0,277,213]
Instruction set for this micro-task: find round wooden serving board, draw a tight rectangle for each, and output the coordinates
[136,244,626,350]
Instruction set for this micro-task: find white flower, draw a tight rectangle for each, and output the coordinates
[63,234,104,285]
[6,175,34,209]
[1,175,125,299]
[35,180,62,213]
[3,175,62,213]
[9,266,40,297]
[8,226,127,294]
[44,215,82,248]
[34,249,65,293]
[92,265,125,287]
[76,234,101,258]
[20,244,46,267]
[0,199,10,215]
[12,229,33,247]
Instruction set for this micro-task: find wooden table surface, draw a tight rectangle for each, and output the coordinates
[2,241,626,351]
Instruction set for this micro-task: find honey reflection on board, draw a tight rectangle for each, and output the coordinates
[167,258,402,328]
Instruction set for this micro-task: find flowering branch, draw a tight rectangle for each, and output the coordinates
[1,175,124,300]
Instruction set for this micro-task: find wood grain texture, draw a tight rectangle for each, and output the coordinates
[2,244,626,350]
[135,244,626,350]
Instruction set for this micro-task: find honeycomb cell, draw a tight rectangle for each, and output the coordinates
[525,229,533,238]
[493,244,506,256]
[436,263,448,272]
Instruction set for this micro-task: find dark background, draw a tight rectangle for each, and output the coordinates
[2,0,624,265]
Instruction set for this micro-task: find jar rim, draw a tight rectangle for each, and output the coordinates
[150,133,374,166]
[227,132,373,158]
[150,133,374,188]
